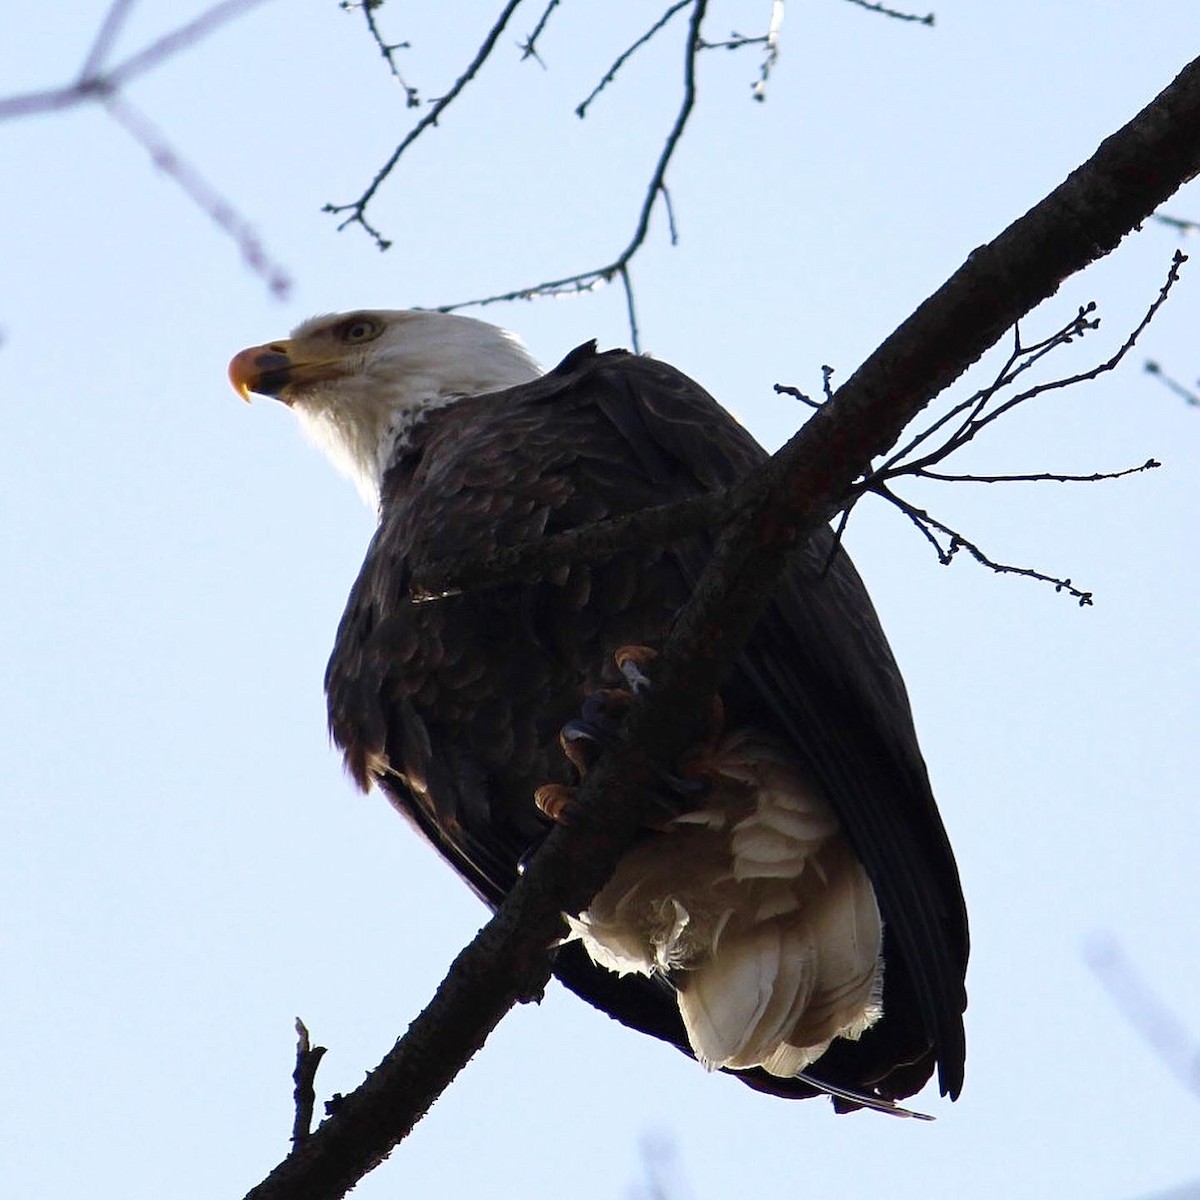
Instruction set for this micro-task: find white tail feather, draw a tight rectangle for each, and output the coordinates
[563,728,883,1080]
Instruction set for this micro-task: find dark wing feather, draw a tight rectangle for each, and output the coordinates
[325,343,967,1103]
[579,351,968,1098]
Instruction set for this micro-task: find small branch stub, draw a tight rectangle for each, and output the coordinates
[291,1018,328,1151]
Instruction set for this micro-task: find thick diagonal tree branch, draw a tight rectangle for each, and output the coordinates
[241,53,1200,1200]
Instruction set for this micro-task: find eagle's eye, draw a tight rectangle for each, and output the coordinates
[338,316,384,345]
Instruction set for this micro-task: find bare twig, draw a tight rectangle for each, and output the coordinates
[881,256,1181,481]
[1152,211,1200,236]
[435,0,709,351]
[876,303,1101,478]
[1144,359,1200,405]
[342,0,419,106]
[859,254,1185,601]
[104,0,274,90]
[699,32,768,50]
[841,0,935,25]
[821,365,837,403]
[0,0,289,298]
[78,0,137,80]
[431,257,1177,604]
[291,1019,328,1151]
[696,0,785,98]
[661,184,680,244]
[0,0,274,115]
[916,459,1160,485]
[519,0,562,65]
[241,55,1200,1200]
[877,484,1096,605]
[618,265,642,352]
[1086,933,1200,1101]
[325,1,527,249]
[752,1,784,101]
[105,95,291,298]
[575,1,691,118]
[773,382,822,409]
[332,0,780,344]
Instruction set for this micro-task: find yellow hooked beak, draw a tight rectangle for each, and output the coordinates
[227,339,346,404]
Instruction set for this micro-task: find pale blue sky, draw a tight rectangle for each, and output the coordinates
[3,3,1198,1198]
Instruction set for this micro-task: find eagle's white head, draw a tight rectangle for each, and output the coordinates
[228,310,543,506]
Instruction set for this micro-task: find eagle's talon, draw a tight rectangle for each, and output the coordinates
[534,783,583,825]
[614,644,658,695]
[558,687,637,776]
[559,721,608,775]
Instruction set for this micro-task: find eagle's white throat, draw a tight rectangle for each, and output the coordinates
[289,311,543,508]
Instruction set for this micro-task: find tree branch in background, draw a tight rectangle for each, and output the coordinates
[696,0,785,100]
[630,1133,692,1200]
[1152,211,1200,236]
[1144,358,1200,405]
[240,53,1200,1200]
[575,1,692,118]
[324,0,526,249]
[340,0,420,106]
[331,1,812,348]
[435,0,709,352]
[290,1019,327,1150]
[841,0,935,25]
[0,0,290,299]
[1085,933,1200,1102]
[518,0,563,65]
[846,252,1186,603]
[330,0,942,345]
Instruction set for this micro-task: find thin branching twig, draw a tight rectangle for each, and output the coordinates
[105,95,291,297]
[1152,211,1200,236]
[877,483,1097,604]
[334,1,761,349]
[325,0,527,249]
[290,1019,327,1151]
[697,0,785,100]
[575,1,691,118]
[434,0,709,351]
[341,0,420,106]
[0,0,290,298]
[752,1,784,101]
[1144,359,1200,405]
[773,382,822,409]
[890,253,1183,480]
[841,0,935,25]
[917,460,1159,485]
[855,253,1186,602]
[519,0,562,65]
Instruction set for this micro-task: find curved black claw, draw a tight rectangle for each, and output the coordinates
[559,689,633,775]
[614,644,657,695]
[533,783,586,827]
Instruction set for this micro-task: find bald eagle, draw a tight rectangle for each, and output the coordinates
[229,310,967,1111]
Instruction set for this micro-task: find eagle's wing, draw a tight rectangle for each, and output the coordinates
[554,349,967,1100]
